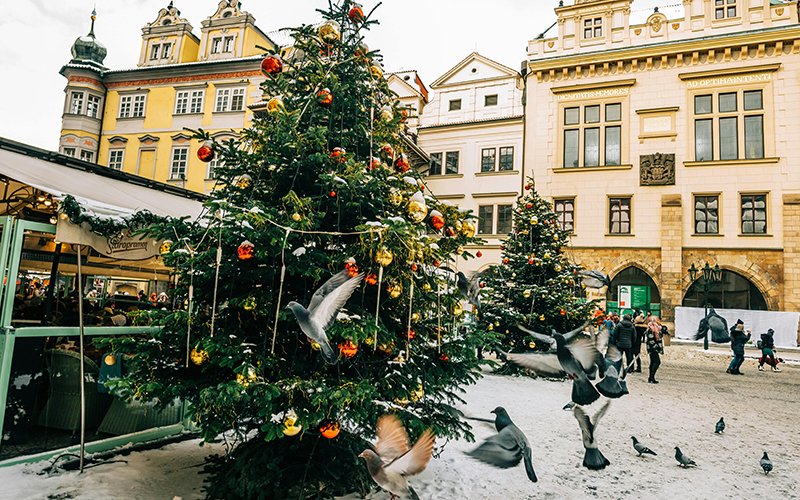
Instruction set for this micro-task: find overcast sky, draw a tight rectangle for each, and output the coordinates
[0,0,670,151]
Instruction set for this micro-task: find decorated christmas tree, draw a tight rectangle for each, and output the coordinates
[86,2,488,497]
[476,182,596,373]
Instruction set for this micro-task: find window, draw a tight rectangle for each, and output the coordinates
[481,148,496,172]
[223,36,235,53]
[429,152,442,176]
[445,151,459,174]
[609,197,631,234]
[150,43,160,60]
[741,193,767,234]
[207,158,221,179]
[496,205,513,235]
[215,88,246,112]
[86,95,101,118]
[211,37,223,54]
[119,94,146,118]
[108,150,124,171]
[554,198,575,233]
[478,206,494,235]
[70,92,84,114]
[176,89,204,114]
[161,43,172,59]
[448,99,462,111]
[62,147,76,157]
[499,147,514,171]
[562,102,623,168]
[583,17,603,39]
[170,147,188,179]
[80,150,94,163]
[693,90,764,161]
[694,195,719,234]
[715,0,736,19]
[484,94,498,107]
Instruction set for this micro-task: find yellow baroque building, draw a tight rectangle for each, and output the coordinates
[58,1,277,194]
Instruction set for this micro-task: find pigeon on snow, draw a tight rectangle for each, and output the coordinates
[715,417,725,434]
[509,323,603,405]
[674,446,697,468]
[467,407,538,482]
[630,436,657,457]
[359,415,435,500]
[573,401,611,470]
[760,451,773,475]
[286,270,364,364]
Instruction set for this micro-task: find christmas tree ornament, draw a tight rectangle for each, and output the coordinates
[452,303,463,316]
[461,221,476,238]
[316,88,333,107]
[330,147,347,162]
[318,20,341,43]
[528,258,534,265]
[237,240,255,261]
[387,282,402,299]
[197,141,215,163]
[236,366,258,387]
[526,203,532,209]
[554,235,559,242]
[476,251,483,258]
[523,290,531,298]
[479,282,485,288]
[104,354,117,366]
[380,143,395,158]
[422,283,432,292]
[525,183,532,191]
[310,341,321,351]
[408,328,416,340]
[530,216,538,225]
[543,252,551,259]
[329,190,337,198]
[388,188,403,206]
[380,105,394,122]
[528,341,537,349]
[487,323,494,331]
[266,96,285,114]
[235,174,253,189]
[282,412,303,437]
[319,420,341,439]
[378,341,394,354]
[411,312,420,322]
[190,347,208,366]
[438,353,449,362]
[394,154,410,172]
[260,54,283,76]
[159,240,173,255]
[539,314,546,321]
[429,210,445,231]
[348,3,364,22]
[243,296,257,311]
[560,308,567,316]
[407,192,428,223]
[344,257,359,277]
[291,212,301,222]
[338,340,358,358]
[400,108,410,123]
[410,263,419,272]
[503,258,509,265]
[445,227,456,237]
[370,157,382,170]
[365,273,378,285]
[410,383,424,402]
[370,64,384,79]
[375,247,393,267]
[555,264,562,272]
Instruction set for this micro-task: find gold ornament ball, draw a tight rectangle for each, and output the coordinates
[530,216,539,225]
[283,414,303,437]
[554,235,559,242]
[539,314,546,321]
[387,283,403,299]
[243,296,257,311]
[523,290,531,299]
[411,312,420,322]
[291,212,301,222]
[380,105,394,122]
[370,64,384,79]
[422,283,432,292]
[388,189,403,206]
[235,174,252,189]
[310,341,321,351]
[461,221,476,238]
[375,247,394,267]
[236,366,258,386]
[410,384,424,402]
[104,354,117,366]
[190,348,208,366]
[267,96,285,114]
[528,341,537,349]
[159,240,173,255]
[543,252,551,259]
[554,264,562,272]
[318,20,341,43]
[452,303,463,316]
[407,201,427,223]
[487,324,494,331]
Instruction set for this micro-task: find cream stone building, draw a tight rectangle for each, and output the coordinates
[524,0,800,326]
[418,53,525,273]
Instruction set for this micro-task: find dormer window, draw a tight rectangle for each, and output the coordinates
[715,0,736,19]
[224,36,235,53]
[161,43,172,59]
[211,36,235,54]
[150,44,160,60]
[150,42,172,61]
[583,17,603,39]
[211,38,222,54]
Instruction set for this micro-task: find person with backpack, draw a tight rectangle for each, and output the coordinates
[613,314,637,371]
[727,319,751,375]
[758,328,781,372]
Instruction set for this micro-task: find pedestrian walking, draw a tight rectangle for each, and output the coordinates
[758,328,781,372]
[727,319,751,375]
[632,311,646,373]
[646,316,664,384]
[614,314,637,370]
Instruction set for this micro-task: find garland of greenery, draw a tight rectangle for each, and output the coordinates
[60,194,177,238]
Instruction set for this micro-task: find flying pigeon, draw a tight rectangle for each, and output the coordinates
[760,451,773,475]
[674,447,697,468]
[596,345,628,399]
[456,271,481,310]
[286,270,364,364]
[630,436,657,457]
[715,417,725,434]
[359,415,435,500]
[573,401,611,470]
[516,321,590,353]
[578,270,611,289]
[509,324,603,405]
[694,307,731,344]
[467,407,537,482]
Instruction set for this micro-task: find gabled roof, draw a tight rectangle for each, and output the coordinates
[430,52,519,88]
[387,72,428,103]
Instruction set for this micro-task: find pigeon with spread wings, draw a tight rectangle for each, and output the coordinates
[359,415,435,500]
[574,401,611,470]
[286,270,364,364]
[466,407,537,483]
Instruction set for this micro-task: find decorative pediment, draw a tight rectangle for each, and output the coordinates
[209,0,245,21]
[146,1,192,30]
[107,136,129,144]
[138,134,160,143]
[431,52,519,88]
[210,131,239,140]
[170,133,192,142]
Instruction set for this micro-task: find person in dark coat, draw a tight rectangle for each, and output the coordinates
[613,314,637,370]
[645,317,665,384]
[758,329,781,372]
[631,311,646,372]
[727,319,751,375]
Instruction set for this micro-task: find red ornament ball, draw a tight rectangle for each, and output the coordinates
[394,154,410,173]
[330,147,347,163]
[344,258,359,277]
[237,240,255,261]
[380,143,395,158]
[400,108,410,123]
[526,203,532,209]
[338,340,358,359]
[348,3,364,22]
[317,88,333,107]
[525,184,532,191]
[479,282,486,289]
[411,263,418,272]
[370,157,382,170]
[559,308,567,316]
[408,329,416,340]
[260,55,283,76]
[503,258,509,265]
[445,227,455,237]
[439,353,449,362]
[197,141,214,163]
[329,190,337,198]
[476,251,483,258]
[433,260,440,267]
[365,273,378,285]
[528,258,534,265]
[429,210,445,231]
[319,420,341,439]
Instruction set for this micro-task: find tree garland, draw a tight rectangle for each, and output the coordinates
[60,194,182,238]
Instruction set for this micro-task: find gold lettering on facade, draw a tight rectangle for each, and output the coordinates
[557,87,630,101]
[686,73,772,88]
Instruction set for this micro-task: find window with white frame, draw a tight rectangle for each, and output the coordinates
[499,146,514,171]
[207,157,221,179]
[211,37,224,54]
[715,0,736,19]
[80,150,95,163]
[740,193,767,234]
[175,89,205,114]
[161,43,172,59]
[170,147,188,179]
[554,198,575,233]
[223,36,235,53]
[215,88,246,112]
[609,197,631,235]
[62,147,76,157]
[119,94,147,118]
[108,149,125,170]
[562,102,622,168]
[694,195,719,234]
[70,91,84,114]
[150,43,161,60]
[693,90,764,162]
[86,95,101,118]
[583,17,603,39]
[478,204,513,235]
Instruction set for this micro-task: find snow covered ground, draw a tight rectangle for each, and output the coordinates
[1,344,798,500]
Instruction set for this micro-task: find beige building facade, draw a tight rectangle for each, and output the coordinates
[524,0,800,326]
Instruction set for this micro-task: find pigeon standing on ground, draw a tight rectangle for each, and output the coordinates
[467,407,538,482]
[456,271,481,310]
[715,417,725,434]
[674,447,697,468]
[509,323,603,405]
[630,436,657,457]
[578,270,611,289]
[286,270,364,364]
[573,401,611,470]
[760,451,773,475]
[359,415,435,500]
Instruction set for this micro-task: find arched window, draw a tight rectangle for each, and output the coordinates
[607,266,660,314]
[682,270,768,310]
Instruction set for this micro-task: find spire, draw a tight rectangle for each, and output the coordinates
[68,6,107,69]
[89,7,97,38]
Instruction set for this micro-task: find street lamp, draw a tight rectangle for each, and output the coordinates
[689,262,724,350]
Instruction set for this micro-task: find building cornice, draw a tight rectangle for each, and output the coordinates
[551,78,636,94]
[419,115,523,131]
[677,63,781,81]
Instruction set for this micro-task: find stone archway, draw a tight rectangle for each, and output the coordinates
[680,259,780,311]
[606,264,662,314]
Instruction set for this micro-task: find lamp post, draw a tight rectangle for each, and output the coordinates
[689,262,724,350]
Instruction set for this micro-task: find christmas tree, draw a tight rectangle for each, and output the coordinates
[476,182,596,373]
[88,2,489,498]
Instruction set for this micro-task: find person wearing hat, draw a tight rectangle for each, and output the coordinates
[758,328,781,372]
[727,319,751,375]
[613,313,637,369]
